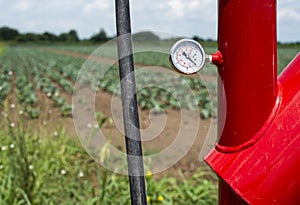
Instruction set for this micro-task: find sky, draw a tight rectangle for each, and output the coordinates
[0,0,299,42]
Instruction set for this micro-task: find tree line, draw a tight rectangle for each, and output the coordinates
[0,26,109,43]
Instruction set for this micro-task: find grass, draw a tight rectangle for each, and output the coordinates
[277,47,300,73]
[0,105,217,205]
[0,42,7,55]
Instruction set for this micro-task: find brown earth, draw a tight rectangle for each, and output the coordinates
[6,48,218,178]
[54,48,218,178]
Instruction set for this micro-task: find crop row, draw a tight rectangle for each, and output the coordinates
[0,56,13,103]
[0,46,215,119]
[0,47,84,118]
[77,59,215,118]
[48,44,215,117]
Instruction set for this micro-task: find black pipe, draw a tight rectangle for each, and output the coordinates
[115,0,147,205]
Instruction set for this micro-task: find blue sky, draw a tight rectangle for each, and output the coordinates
[0,0,299,42]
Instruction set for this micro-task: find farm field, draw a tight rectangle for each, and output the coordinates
[0,42,299,204]
[1,43,297,122]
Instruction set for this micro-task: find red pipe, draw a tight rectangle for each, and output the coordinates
[217,0,278,149]
[216,0,277,204]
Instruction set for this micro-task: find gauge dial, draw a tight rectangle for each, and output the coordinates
[170,39,206,74]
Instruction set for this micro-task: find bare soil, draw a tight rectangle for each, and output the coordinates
[7,48,218,178]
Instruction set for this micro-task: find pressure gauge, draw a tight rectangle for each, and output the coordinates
[170,39,207,74]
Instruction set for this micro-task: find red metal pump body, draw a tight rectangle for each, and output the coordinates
[205,0,300,204]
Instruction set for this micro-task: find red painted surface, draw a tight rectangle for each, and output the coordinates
[217,0,278,148]
[211,51,223,66]
[204,0,300,204]
[206,53,300,204]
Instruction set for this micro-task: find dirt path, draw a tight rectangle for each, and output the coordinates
[41,48,218,177]
[72,88,217,178]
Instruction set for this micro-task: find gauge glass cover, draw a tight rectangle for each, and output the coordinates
[170,39,206,74]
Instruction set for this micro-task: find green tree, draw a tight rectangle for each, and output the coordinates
[90,28,108,42]
[192,35,204,42]
[59,30,79,42]
[40,32,59,41]
[16,33,40,42]
[0,26,19,41]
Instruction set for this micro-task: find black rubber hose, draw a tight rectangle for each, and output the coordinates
[115,0,147,205]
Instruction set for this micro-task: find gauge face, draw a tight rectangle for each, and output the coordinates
[170,39,206,74]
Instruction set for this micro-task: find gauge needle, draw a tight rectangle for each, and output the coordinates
[182,52,197,67]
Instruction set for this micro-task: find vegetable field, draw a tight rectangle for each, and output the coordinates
[0,43,299,205]
[0,43,219,205]
[0,44,217,120]
[0,47,83,118]
[0,44,298,120]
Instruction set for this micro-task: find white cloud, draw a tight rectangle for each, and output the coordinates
[279,8,300,21]
[188,0,200,9]
[83,0,110,14]
[187,0,213,10]
[277,1,300,41]
[167,0,185,18]
[14,1,33,11]
[0,0,299,41]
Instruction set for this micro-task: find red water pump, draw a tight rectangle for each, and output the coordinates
[204,0,300,204]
